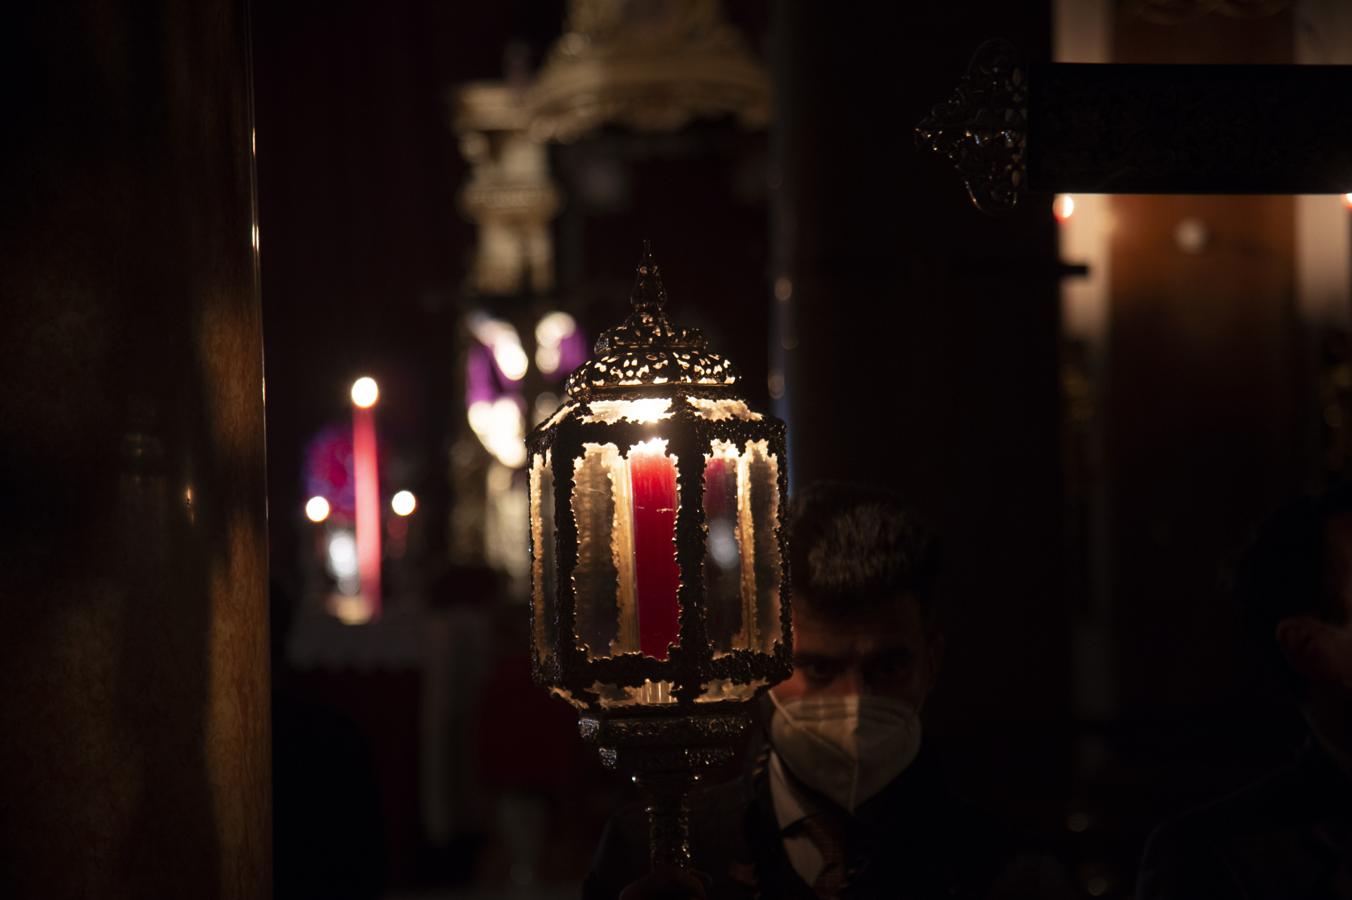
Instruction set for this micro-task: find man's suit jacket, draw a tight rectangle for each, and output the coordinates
[583,740,1021,899]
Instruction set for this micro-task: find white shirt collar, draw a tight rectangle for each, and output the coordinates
[768,750,827,884]
[769,749,821,830]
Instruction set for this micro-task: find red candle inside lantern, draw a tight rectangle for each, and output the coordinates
[630,440,680,659]
[704,456,730,518]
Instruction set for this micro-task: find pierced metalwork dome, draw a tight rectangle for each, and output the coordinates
[565,242,741,398]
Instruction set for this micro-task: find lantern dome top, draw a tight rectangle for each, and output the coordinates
[565,242,741,398]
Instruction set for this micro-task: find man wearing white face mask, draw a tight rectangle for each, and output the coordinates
[584,482,1053,899]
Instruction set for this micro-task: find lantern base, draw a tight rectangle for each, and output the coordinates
[579,709,751,869]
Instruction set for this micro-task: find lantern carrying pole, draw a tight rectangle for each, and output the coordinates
[637,770,696,869]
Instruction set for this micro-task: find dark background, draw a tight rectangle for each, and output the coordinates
[249,1,1322,897]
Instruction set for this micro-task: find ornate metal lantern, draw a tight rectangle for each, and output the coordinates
[526,243,790,867]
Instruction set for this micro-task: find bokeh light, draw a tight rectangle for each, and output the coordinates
[391,490,417,517]
[305,495,331,523]
[1053,193,1076,222]
[351,376,379,408]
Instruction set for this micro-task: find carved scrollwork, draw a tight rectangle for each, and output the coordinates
[915,40,1027,215]
[579,711,750,750]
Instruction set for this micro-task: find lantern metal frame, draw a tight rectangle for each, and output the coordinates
[525,243,791,867]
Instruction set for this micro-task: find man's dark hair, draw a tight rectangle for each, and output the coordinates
[787,481,939,625]
[1239,481,1352,698]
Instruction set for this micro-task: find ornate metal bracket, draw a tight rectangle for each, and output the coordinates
[915,40,1027,215]
[579,711,751,868]
[921,49,1352,211]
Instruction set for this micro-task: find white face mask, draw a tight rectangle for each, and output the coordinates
[769,692,922,813]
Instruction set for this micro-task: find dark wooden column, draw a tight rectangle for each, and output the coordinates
[771,0,1069,821]
[0,2,270,897]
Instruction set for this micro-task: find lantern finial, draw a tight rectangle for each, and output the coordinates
[632,240,667,313]
[566,241,741,396]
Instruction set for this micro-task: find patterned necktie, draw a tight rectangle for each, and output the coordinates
[798,811,848,899]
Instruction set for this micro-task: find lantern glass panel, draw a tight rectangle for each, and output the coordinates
[702,441,749,656]
[530,451,557,667]
[746,439,782,654]
[572,443,634,658]
[701,439,783,656]
[571,437,686,662]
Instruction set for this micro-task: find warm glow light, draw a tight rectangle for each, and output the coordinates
[327,531,357,578]
[1053,194,1076,222]
[469,313,529,381]
[351,376,379,408]
[627,436,670,456]
[533,392,560,426]
[1343,192,1352,209]
[534,312,577,375]
[391,490,417,516]
[535,311,577,346]
[1174,218,1208,255]
[305,495,331,523]
[331,595,373,626]
[536,344,561,374]
[708,520,738,567]
[468,397,527,468]
[494,342,529,381]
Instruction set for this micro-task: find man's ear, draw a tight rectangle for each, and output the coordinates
[924,634,945,691]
